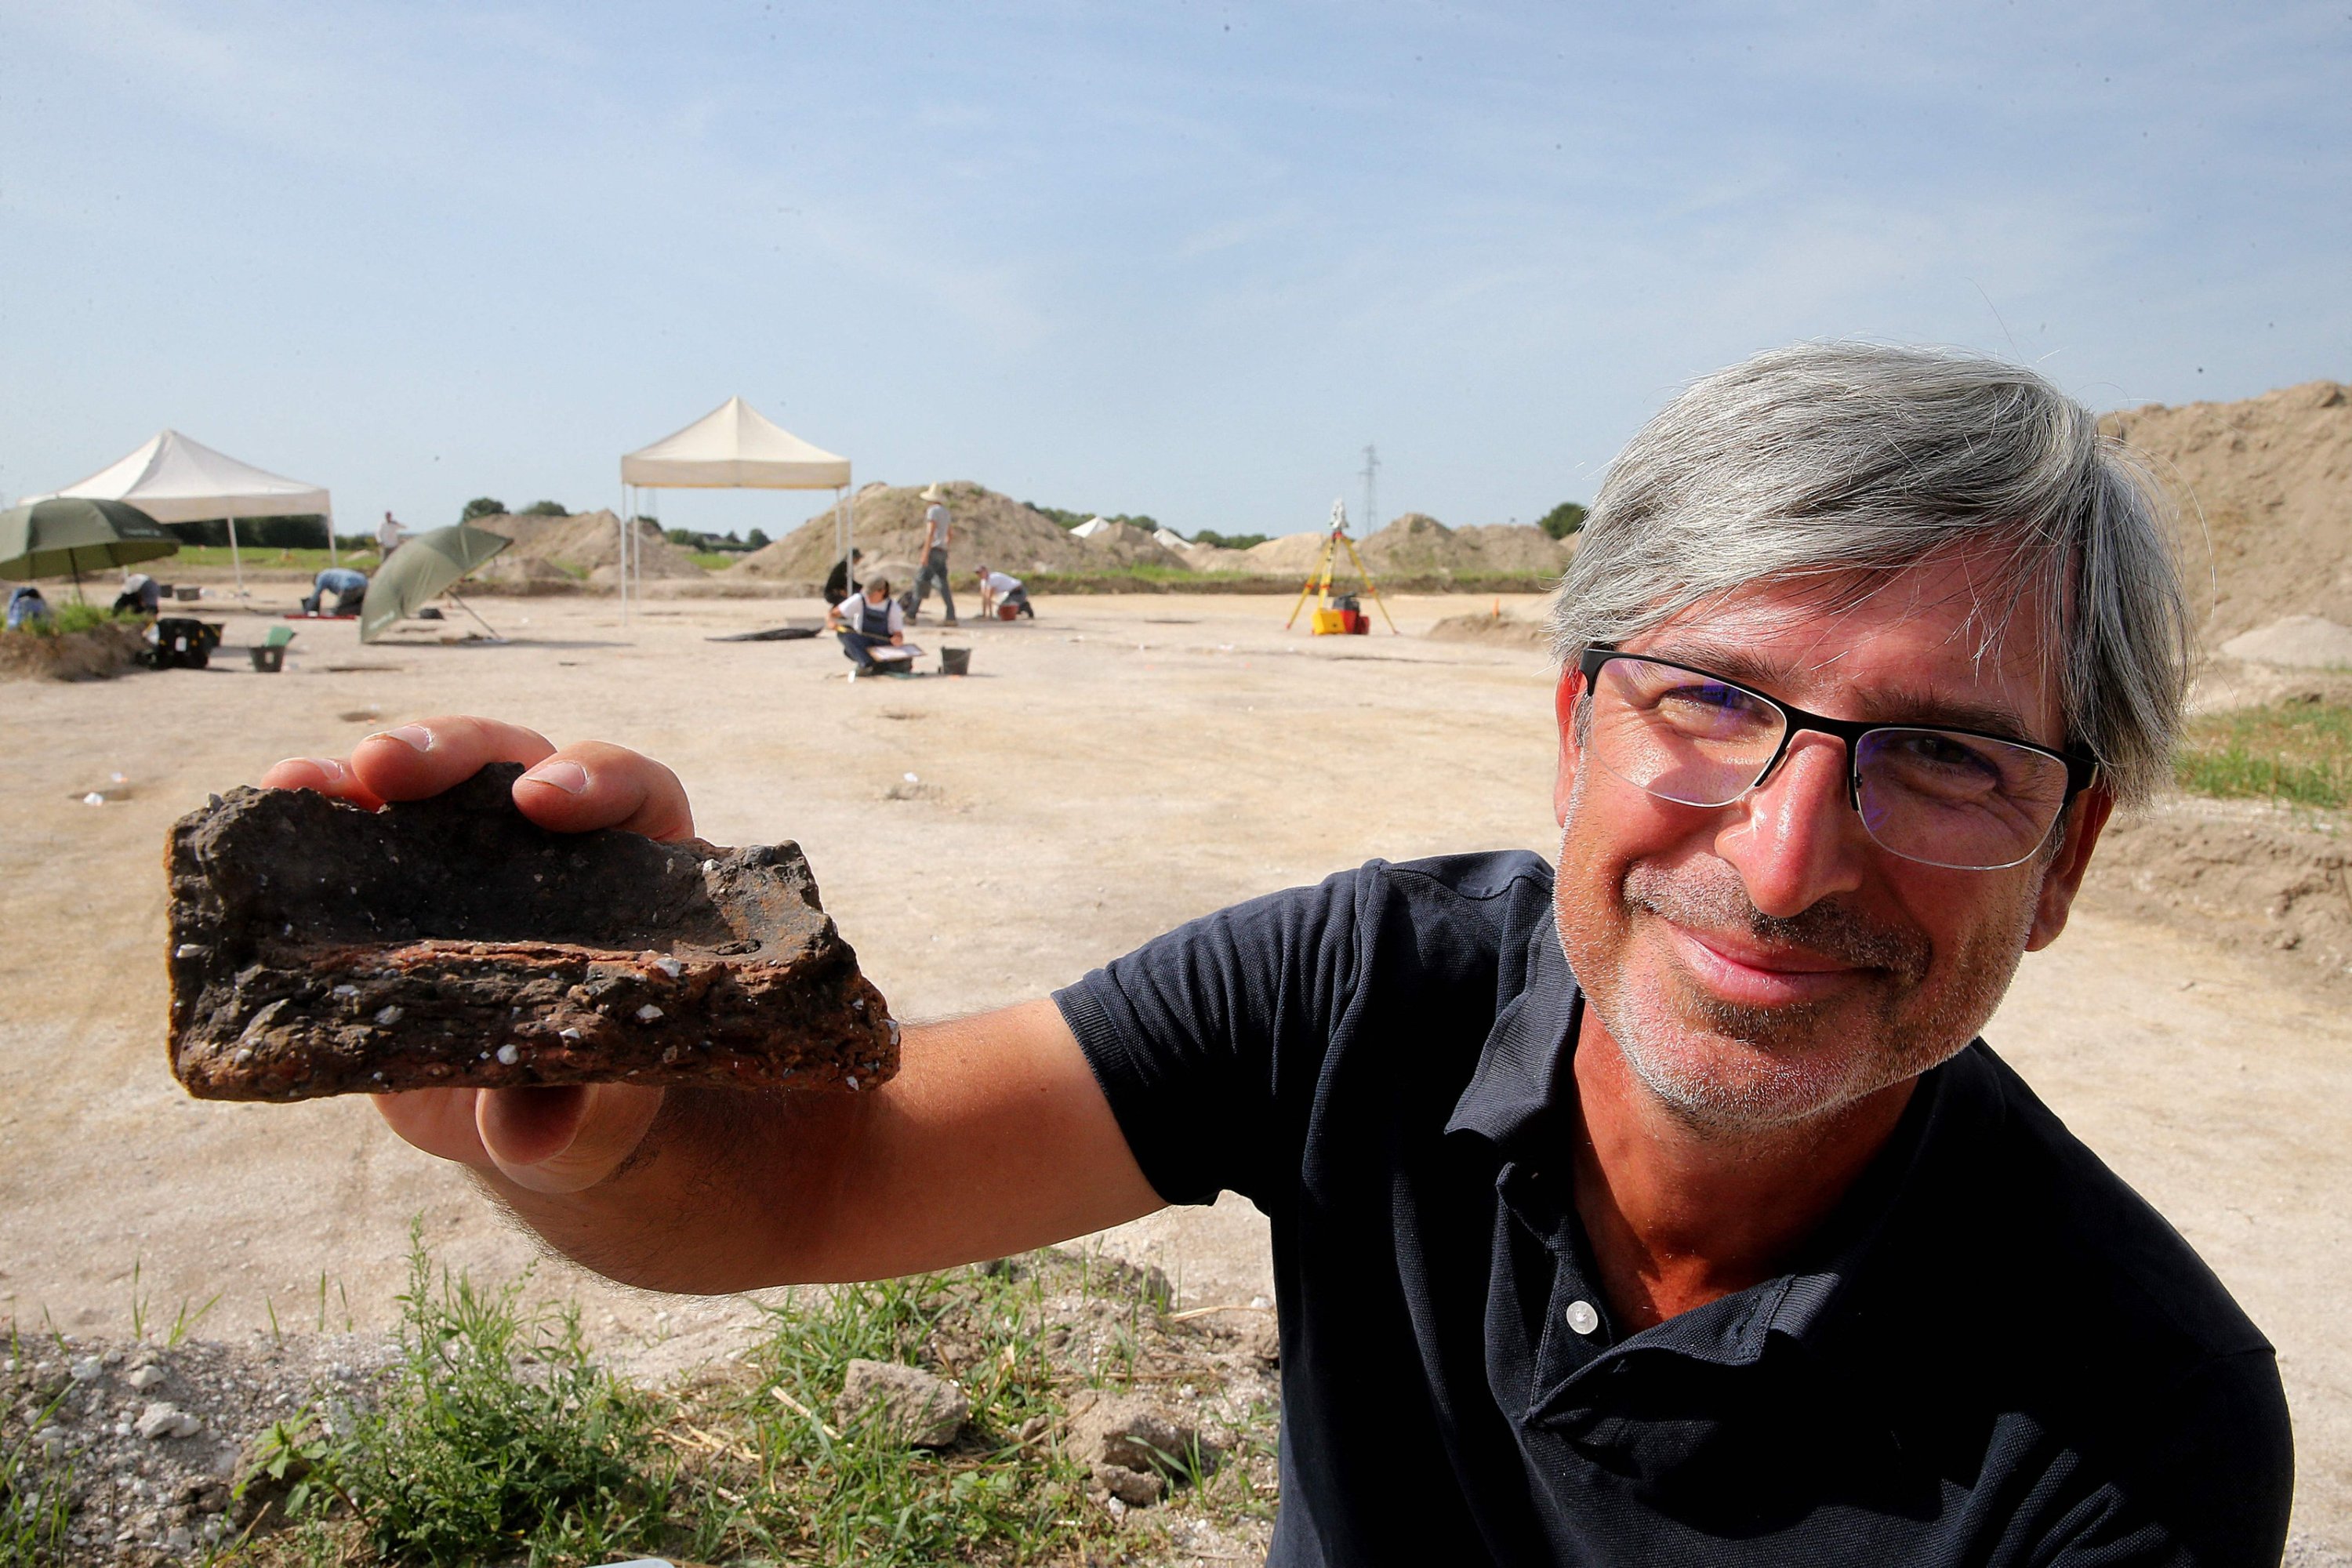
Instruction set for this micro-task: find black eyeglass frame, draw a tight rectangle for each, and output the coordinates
[1574,644,2099,858]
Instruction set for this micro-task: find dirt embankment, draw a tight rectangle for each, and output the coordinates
[467,510,710,587]
[1241,514,1572,583]
[2103,379,2352,649]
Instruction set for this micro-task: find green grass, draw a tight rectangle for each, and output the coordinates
[0,1337,74,1568]
[165,546,377,572]
[2175,699,2352,811]
[688,552,739,571]
[223,1236,1276,1567]
[1,603,143,637]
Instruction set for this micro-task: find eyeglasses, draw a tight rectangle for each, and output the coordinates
[1574,645,2097,871]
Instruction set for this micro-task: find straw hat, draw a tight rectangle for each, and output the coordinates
[920,484,945,502]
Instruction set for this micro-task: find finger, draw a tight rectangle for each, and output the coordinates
[513,742,695,841]
[476,1083,666,1194]
[260,756,386,811]
[349,716,557,803]
[372,1087,488,1164]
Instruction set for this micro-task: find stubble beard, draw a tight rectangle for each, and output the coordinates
[1552,772,2038,1136]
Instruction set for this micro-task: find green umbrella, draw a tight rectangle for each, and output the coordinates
[358,522,511,643]
[0,498,180,598]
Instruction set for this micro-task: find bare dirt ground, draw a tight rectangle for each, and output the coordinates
[4,590,2348,1555]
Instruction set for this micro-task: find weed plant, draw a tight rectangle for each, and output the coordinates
[0,1385,73,1567]
[2,602,140,638]
[254,1229,678,1566]
[2175,699,2352,811]
[225,1241,1276,1566]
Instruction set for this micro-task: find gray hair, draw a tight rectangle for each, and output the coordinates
[1544,342,2192,807]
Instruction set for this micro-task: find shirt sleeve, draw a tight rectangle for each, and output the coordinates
[1054,869,1370,1209]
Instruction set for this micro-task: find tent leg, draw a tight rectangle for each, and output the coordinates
[619,490,630,627]
[227,516,245,598]
[327,515,338,569]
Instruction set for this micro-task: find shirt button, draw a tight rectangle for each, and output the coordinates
[1565,1300,1600,1336]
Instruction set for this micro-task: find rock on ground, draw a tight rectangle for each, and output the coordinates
[833,1357,967,1447]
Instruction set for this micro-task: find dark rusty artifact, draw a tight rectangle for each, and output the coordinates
[165,763,896,1102]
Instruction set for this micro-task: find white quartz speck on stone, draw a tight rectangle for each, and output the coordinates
[496,1044,521,1065]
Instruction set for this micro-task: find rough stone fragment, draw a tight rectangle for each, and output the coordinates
[1068,1393,1211,1503]
[166,763,896,1101]
[1094,1461,1167,1507]
[833,1359,968,1447]
[136,1402,200,1439]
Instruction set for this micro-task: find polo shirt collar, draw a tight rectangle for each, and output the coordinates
[1441,903,1581,1152]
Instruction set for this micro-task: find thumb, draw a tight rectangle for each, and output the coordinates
[475,1084,666,1194]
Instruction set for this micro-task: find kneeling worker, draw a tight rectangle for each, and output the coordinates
[826,575,905,676]
[975,564,1033,619]
[303,566,368,616]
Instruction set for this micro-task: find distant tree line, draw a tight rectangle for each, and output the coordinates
[1537,501,1588,539]
[162,516,336,550]
[663,527,768,553]
[1024,501,1164,534]
[459,497,568,521]
[1189,529,1270,550]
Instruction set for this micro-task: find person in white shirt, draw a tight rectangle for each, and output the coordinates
[975,565,1033,619]
[826,577,906,676]
[378,511,406,558]
[909,485,958,625]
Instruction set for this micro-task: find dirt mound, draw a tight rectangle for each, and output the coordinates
[728,483,1098,582]
[0,623,149,681]
[470,555,581,596]
[1243,515,1571,583]
[2101,380,2352,647]
[2220,615,2352,670]
[1240,532,1333,575]
[2080,795,2351,995]
[1453,524,1575,575]
[1426,609,1552,649]
[472,511,707,580]
[1076,521,1190,569]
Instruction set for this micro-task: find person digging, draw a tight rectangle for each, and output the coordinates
[826,575,907,678]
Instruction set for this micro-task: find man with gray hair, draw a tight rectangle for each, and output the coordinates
[273,343,2289,1565]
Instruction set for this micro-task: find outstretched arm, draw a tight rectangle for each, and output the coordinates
[262,718,1163,1293]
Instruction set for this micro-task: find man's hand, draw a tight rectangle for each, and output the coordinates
[256,717,1164,1293]
[262,717,690,1193]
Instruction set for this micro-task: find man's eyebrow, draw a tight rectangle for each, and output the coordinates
[1636,641,2045,745]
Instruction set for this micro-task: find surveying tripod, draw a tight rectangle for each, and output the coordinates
[1285,500,1399,634]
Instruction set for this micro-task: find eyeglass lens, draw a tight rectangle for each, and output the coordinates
[1584,655,2071,870]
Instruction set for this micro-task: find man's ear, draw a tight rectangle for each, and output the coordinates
[2026,784,2114,951]
[1553,667,1586,827]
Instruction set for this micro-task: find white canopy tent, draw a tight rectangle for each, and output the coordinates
[619,397,852,618]
[30,430,334,597]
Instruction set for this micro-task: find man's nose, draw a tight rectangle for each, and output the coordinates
[1713,733,1868,916]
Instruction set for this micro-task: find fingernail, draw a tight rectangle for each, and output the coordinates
[374,724,434,753]
[303,757,347,783]
[521,760,589,795]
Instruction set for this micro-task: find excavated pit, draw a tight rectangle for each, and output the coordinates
[165,763,896,1101]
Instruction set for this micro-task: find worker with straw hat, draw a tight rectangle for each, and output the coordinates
[907,484,958,626]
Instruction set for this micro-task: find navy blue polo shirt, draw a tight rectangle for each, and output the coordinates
[1054,851,2292,1566]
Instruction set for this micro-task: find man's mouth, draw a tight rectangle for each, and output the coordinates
[1658,920,1869,1009]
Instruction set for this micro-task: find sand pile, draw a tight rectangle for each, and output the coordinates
[470,555,581,595]
[1426,608,1552,649]
[1076,521,1191,569]
[1242,514,1572,581]
[728,483,1095,583]
[471,510,708,580]
[2218,615,2352,669]
[2102,380,2352,647]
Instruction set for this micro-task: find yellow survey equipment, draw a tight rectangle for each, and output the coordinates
[1285,500,1397,636]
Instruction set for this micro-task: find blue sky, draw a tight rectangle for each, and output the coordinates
[3,2,2346,540]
